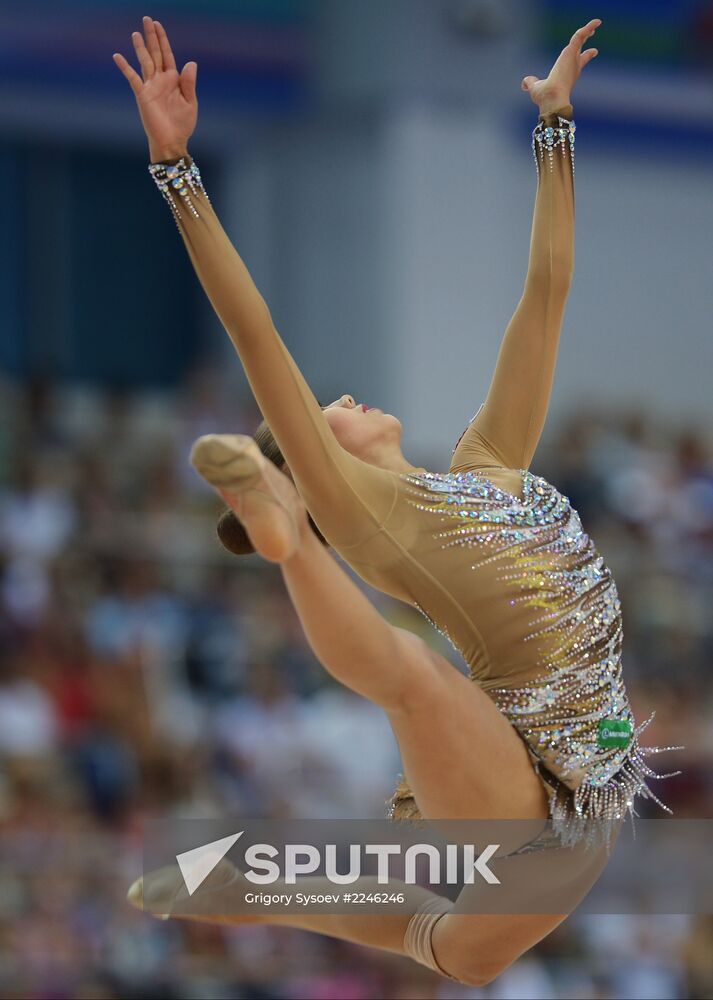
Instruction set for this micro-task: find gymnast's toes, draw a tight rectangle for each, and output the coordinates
[127,863,190,919]
[192,433,305,563]
[127,875,143,907]
[127,859,245,920]
[190,433,260,488]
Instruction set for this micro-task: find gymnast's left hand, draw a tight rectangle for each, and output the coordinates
[113,16,197,163]
[521,17,601,115]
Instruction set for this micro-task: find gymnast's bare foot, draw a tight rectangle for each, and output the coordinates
[190,434,307,563]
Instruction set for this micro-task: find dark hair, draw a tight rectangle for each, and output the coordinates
[216,418,328,556]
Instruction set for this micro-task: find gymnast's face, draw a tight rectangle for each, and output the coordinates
[321,394,403,459]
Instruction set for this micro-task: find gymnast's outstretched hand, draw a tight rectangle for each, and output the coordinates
[113,16,197,163]
[521,17,601,115]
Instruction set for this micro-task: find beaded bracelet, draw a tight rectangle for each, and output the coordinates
[531,114,576,180]
[148,157,210,228]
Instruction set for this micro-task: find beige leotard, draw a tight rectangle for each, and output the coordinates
[152,104,678,846]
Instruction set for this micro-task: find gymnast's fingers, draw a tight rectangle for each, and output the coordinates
[112,52,143,96]
[570,18,601,53]
[143,15,163,73]
[179,60,198,104]
[132,28,154,80]
[153,20,177,72]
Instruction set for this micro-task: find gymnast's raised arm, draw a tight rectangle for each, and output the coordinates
[113,18,395,545]
[450,19,601,474]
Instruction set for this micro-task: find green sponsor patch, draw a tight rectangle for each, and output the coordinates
[598,718,633,749]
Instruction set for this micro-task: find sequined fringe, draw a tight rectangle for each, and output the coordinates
[387,723,683,854]
[532,114,576,183]
[549,715,683,850]
[148,157,210,229]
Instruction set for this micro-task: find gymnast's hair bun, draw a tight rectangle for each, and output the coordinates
[216,508,255,556]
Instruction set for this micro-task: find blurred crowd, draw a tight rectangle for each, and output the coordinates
[0,369,712,1000]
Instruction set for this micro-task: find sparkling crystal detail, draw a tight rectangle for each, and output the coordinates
[395,466,681,849]
[532,111,576,182]
[148,157,211,229]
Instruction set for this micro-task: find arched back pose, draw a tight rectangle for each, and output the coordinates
[114,16,680,986]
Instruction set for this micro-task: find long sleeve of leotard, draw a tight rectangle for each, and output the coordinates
[154,161,397,549]
[450,103,575,474]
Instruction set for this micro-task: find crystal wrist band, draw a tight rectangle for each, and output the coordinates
[531,113,576,180]
[148,157,209,227]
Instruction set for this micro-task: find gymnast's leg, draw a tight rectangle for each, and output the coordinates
[131,854,570,987]
[156,433,574,984]
[190,435,548,822]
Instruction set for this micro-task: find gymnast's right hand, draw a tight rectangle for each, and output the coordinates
[113,16,197,163]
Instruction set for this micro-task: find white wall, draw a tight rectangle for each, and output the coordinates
[219,112,390,410]
[220,101,712,468]
[380,104,713,467]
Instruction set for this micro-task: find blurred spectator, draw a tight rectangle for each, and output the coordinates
[0,373,710,998]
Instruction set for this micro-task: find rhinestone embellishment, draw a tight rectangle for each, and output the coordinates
[148,157,210,229]
[399,468,681,848]
[532,113,576,182]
